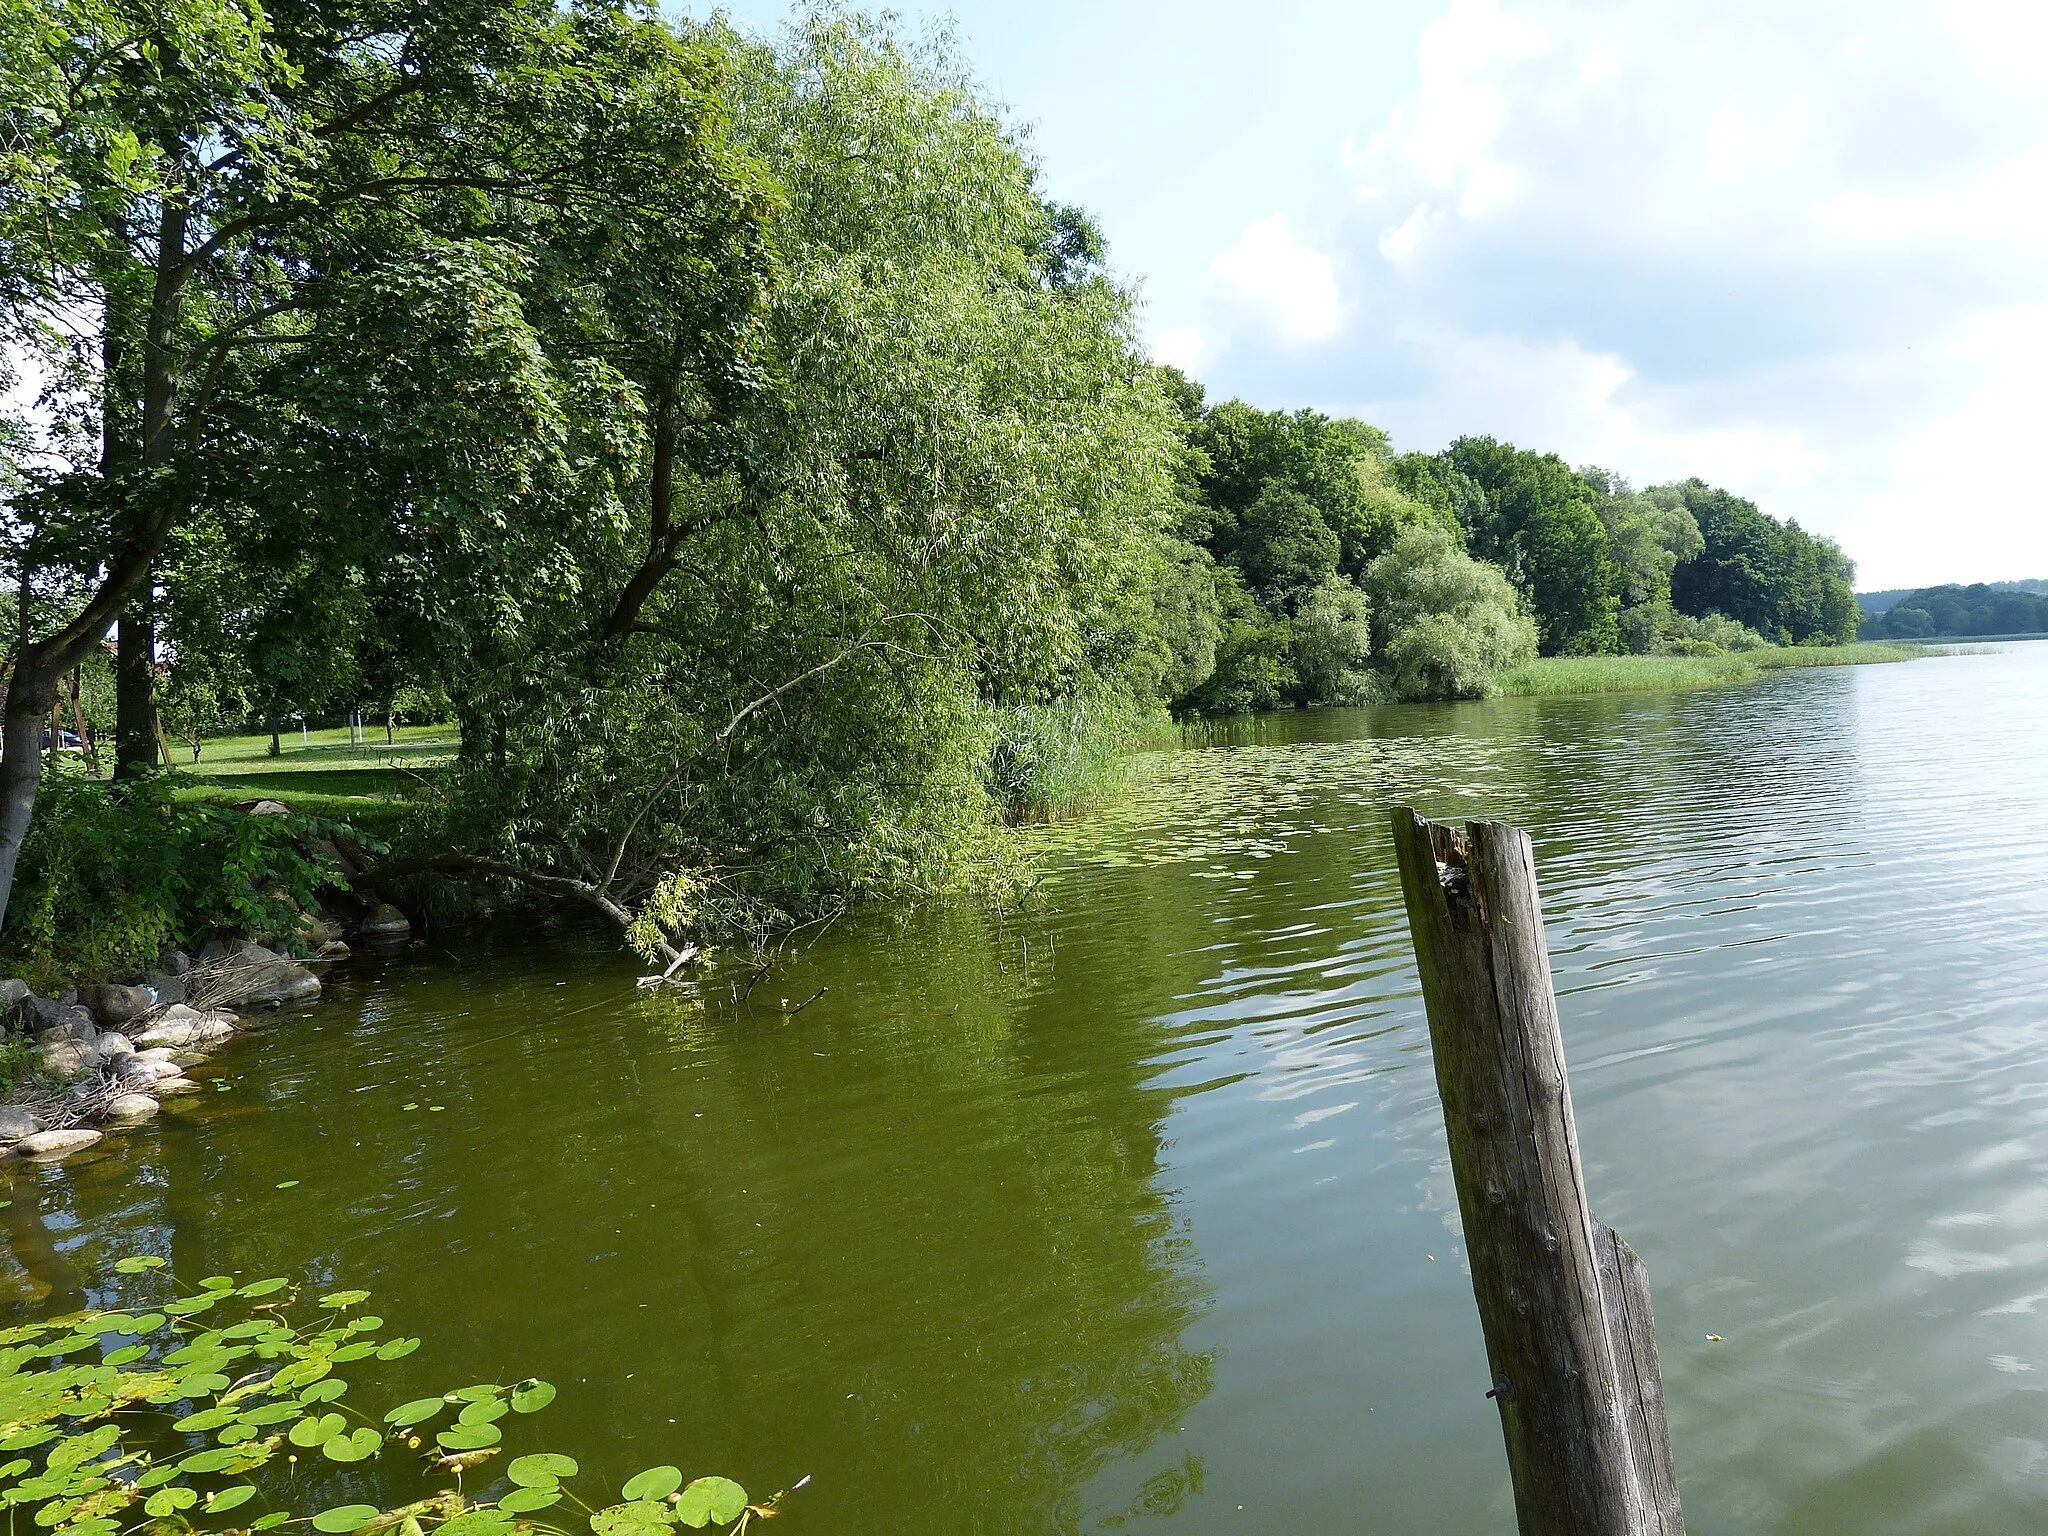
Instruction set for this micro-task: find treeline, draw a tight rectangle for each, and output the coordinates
[0,0,1861,958]
[1145,387,1860,713]
[1860,584,2048,639]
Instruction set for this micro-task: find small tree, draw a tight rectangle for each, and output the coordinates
[1365,526,1536,700]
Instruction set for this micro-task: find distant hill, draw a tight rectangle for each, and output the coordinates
[1860,581,2048,638]
[1857,578,2048,617]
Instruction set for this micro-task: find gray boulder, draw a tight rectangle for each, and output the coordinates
[81,983,153,1027]
[153,1076,201,1096]
[196,939,229,967]
[112,1056,160,1089]
[38,1039,97,1078]
[360,902,411,941]
[25,997,95,1041]
[134,1006,237,1051]
[15,1128,102,1158]
[0,979,29,1011]
[157,948,194,976]
[0,1107,41,1142]
[96,1032,136,1061]
[142,970,187,1007]
[102,1094,160,1124]
[200,943,320,1007]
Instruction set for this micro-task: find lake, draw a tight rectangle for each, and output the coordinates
[8,642,2048,1535]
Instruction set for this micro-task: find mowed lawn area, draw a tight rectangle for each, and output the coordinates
[170,723,457,835]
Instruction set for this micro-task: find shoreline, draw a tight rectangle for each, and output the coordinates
[1493,641,1931,698]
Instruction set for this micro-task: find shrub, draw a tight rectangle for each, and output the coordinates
[1364,526,1537,700]
[0,774,355,989]
[1659,611,1770,655]
[1290,577,1388,705]
[982,698,1148,823]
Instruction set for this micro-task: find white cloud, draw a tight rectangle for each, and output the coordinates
[1308,0,2048,587]
[1209,213,1344,344]
[1149,326,1206,372]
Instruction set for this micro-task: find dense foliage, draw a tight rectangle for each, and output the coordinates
[0,0,1872,958]
[1859,583,2048,639]
[0,1258,778,1536]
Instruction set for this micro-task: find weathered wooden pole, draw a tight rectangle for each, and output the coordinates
[1390,809,1682,1536]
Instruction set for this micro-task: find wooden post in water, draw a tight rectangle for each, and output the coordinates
[1389,809,1682,1536]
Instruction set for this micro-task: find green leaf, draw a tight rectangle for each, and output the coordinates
[200,1276,237,1291]
[144,1488,198,1517]
[590,1502,673,1536]
[383,1398,445,1427]
[317,1291,370,1310]
[178,1448,241,1475]
[208,1487,257,1513]
[507,1453,578,1487]
[275,1181,300,1190]
[622,1468,682,1503]
[287,1413,345,1448]
[240,1403,303,1427]
[100,1346,147,1367]
[127,1314,167,1335]
[374,1338,420,1361]
[134,1467,180,1491]
[311,1506,381,1533]
[457,1397,508,1426]
[239,1279,291,1298]
[496,1488,561,1514]
[299,1379,348,1404]
[329,1342,379,1363]
[346,1316,384,1333]
[46,1424,118,1470]
[675,1479,747,1530]
[112,1258,165,1275]
[449,1384,503,1402]
[252,1513,292,1530]
[434,1422,501,1450]
[509,1379,556,1413]
[437,1514,511,1536]
[172,1407,236,1433]
[322,1428,380,1464]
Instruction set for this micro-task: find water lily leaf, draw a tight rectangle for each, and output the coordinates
[133,1467,179,1491]
[621,1468,682,1503]
[437,1513,512,1536]
[99,1345,148,1368]
[383,1398,445,1428]
[127,1313,167,1334]
[207,1487,257,1513]
[497,1488,561,1514]
[46,1425,119,1470]
[675,1479,747,1530]
[162,1293,224,1317]
[328,1343,378,1363]
[322,1428,380,1464]
[275,1181,300,1190]
[317,1291,369,1310]
[112,1258,165,1275]
[0,1429,58,1453]
[346,1316,384,1333]
[590,1501,673,1536]
[287,1413,345,1448]
[200,1276,237,1291]
[218,1422,258,1445]
[0,1459,28,1480]
[143,1488,197,1517]
[252,1513,292,1530]
[172,1407,236,1433]
[507,1453,578,1487]
[434,1423,501,1451]
[374,1338,420,1361]
[239,1279,291,1299]
[449,1384,503,1402]
[299,1379,348,1404]
[311,1505,381,1533]
[457,1397,508,1426]
[509,1380,556,1414]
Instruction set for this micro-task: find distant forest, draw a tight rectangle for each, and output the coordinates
[1859,582,2048,639]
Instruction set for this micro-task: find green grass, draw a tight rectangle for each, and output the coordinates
[1495,642,1928,697]
[165,722,457,838]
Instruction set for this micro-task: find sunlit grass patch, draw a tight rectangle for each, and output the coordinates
[1495,642,1927,697]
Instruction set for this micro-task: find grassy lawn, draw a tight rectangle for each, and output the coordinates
[164,722,458,837]
[1495,642,1929,697]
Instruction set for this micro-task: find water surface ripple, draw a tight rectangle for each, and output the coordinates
[8,646,2048,1535]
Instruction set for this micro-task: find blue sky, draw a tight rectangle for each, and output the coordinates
[688,0,2048,590]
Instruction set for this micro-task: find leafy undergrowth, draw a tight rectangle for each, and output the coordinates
[1494,642,1927,697]
[0,1258,790,1536]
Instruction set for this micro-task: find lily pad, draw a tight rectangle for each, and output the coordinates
[507,1453,579,1487]
[385,1398,446,1427]
[509,1379,556,1414]
[311,1506,381,1533]
[497,1488,562,1515]
[434,1422,501,1451]
[590,1501,674,1536]
[322,1428,380,1463]
[622,1467,682,1503]
[676,1478,747,1530]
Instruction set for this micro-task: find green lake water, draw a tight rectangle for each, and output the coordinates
[9,643,2048,1534]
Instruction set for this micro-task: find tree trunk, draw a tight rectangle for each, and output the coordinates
[0,669,57,928]
[115,597,157,779]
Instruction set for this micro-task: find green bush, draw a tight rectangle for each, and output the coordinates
[1290,577,1388,705]
[983,698,1155,823]
[0,774,355,989]
[1364,526,1537,700]
[1659,611,1770,655]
